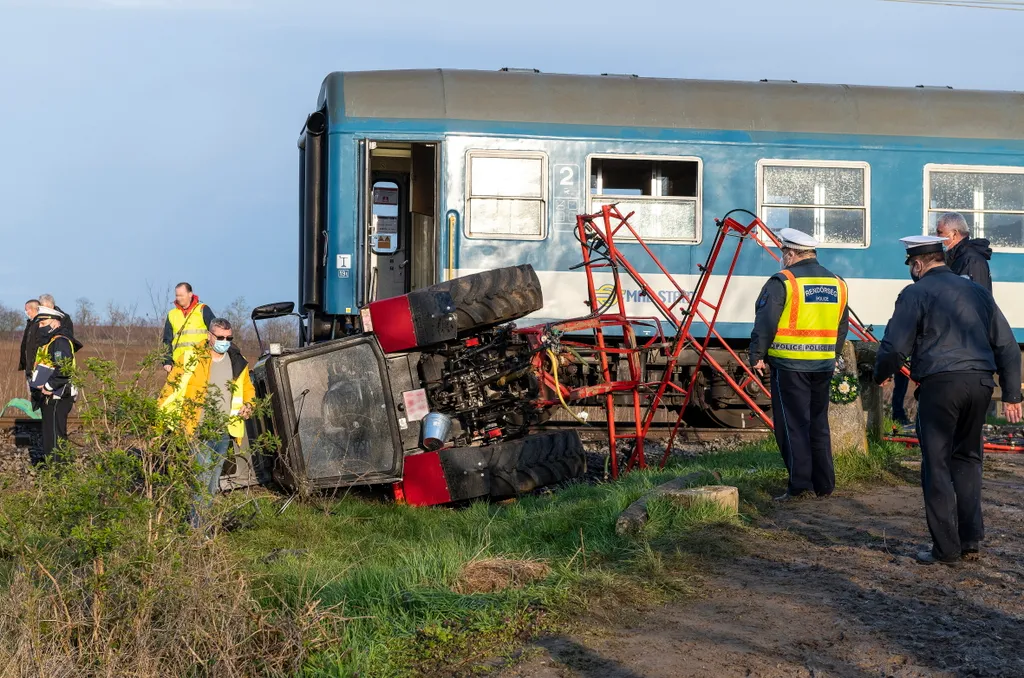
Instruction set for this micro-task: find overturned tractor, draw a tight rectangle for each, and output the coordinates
[249,265,587,506]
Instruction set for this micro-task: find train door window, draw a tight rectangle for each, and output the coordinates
[371,181,400,254]
[757,160,870,248]
[925,164,1024,250]
[589,155,701,242]
[466,151,547,239]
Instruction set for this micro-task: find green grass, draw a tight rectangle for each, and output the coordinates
[224,439,907,677]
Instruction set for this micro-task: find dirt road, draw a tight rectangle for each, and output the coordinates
[503,456,1024,678]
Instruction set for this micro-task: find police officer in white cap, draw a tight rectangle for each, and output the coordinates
[750,228,850,501]
[875,235,1021,565]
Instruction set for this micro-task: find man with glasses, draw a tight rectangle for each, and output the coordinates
[159,317,255,527]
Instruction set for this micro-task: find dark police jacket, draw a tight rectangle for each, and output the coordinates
[946,238,992,292]
[18,307,75,376]
[873,266,1021,403]
[18,316,42,375]
[31,329,83,402]
[749,257,850,373]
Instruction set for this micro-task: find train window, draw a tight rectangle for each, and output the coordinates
[466,152,547,239]
[589,156,701,242]
[925,165,1024,250]
[757,160,870,248]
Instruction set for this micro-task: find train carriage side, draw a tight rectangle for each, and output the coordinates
[302,69,1024,425]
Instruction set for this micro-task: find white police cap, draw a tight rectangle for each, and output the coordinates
[775,228,818,251]
[900,235,945,263]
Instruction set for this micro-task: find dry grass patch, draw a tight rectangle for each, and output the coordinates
[453,558,552,594]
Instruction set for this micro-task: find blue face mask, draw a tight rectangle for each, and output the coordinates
[213,340,231,354]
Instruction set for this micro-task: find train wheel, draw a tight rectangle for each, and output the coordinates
[704,405,771,429]
[434,264,543,334]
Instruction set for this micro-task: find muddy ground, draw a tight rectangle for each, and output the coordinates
[502,456,1024,678]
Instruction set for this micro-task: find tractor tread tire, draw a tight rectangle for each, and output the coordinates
[486,430,587,499]
[435,265,543,334]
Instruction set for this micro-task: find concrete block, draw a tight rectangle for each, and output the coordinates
[665,485,739,515]
[829,341,868,455]
[615,470,722,536]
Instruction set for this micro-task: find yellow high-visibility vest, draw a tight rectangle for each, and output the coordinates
[167,303,209,366]
[159,352,253,442]
[767,270,848,362]
[34,336,76,373]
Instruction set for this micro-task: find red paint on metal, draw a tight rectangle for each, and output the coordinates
[400,452,453,506]
[515,205,898,481]
[368,295,418,353]
[883,435,1022,454]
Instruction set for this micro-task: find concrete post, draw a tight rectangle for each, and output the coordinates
[829,341,869,454]
[854,341,885,441]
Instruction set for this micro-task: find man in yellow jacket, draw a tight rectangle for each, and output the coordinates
[159,317,255,525]
[162,282,216,374]
[749,228,849,502]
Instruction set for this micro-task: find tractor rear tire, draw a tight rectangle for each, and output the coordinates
[486,430,587,499]
[435,264,543,334]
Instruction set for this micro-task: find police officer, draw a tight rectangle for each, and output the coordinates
[874,235,1021,566]
[892,213,996,426]
[30,306,83,462]
[750,228,850,501]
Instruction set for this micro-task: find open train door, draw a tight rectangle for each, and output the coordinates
[364,141,439,303]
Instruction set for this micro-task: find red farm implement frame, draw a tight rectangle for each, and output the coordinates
[523,205,931,479]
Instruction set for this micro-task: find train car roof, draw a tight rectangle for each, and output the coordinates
[318,69,1024,141]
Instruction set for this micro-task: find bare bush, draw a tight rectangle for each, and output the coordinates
[0,352,339,676]
[0,304,23,334]
[221,296,254,343]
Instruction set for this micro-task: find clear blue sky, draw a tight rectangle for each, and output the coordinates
[1,0,1021,320]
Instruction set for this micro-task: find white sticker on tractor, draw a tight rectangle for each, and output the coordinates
[398,417,408,430]
[402,389,430,422]
[336,254,352,269]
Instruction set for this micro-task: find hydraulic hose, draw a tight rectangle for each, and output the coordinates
[547,349,589,425]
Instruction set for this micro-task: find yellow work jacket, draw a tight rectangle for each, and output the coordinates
[158,348,256,443]
[167,302,210,366]
[767,269,848,363]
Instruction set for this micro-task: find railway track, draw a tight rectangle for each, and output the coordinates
[553,425,772,445]
[0,415,84,430]
[2,414,770,448]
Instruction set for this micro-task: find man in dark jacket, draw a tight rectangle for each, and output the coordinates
[937,212,992,291]
[29,307,84,462]
[38,294,75,337]
[17,299,41,389]
[888,212,998,427]
[875,236,1021,566]
[750,228,849,501]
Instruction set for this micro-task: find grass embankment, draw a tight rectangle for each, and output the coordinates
[226,439,907,676]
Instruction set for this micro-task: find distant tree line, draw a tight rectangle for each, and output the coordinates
[0,297,301,350]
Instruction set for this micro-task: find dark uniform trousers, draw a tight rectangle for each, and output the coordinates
[770,367,836,496]
[916,372,992,561]
[40,396,74,462]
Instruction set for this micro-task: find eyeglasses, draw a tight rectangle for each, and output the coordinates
[212,334,234,341]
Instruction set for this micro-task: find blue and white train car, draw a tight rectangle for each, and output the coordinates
[295,69,1024,425]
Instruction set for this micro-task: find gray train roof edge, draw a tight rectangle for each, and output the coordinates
[316,69,1024,140]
